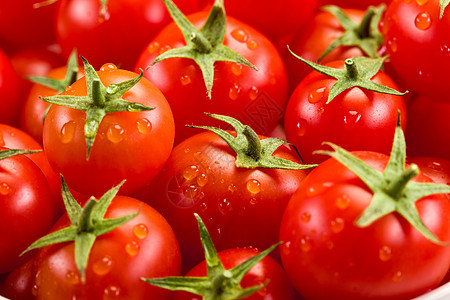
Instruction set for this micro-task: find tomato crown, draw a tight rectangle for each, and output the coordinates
[143,213,280,299]
[189,113,317,170]
[441,0,450,18]
[40,57,154,158]
[318,4,385,61]
[0,148,41,160]
[289,52,406,104]
[21,176,138,282]
[150,0,257,98]
[316,113,450,245]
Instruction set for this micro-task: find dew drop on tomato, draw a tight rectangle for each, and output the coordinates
[146,42,160,54]
[60,120,76,144]
[196,173,208,187]
[133,224,148,240]
[295,119,307,137]
[330,217,345,233]
[218,198,232,215]
[104,285,121,299]
[379,245,393,262]
[249,198,258,205]
[183,165,199,181]
[301,212,311,223]
[136,118,152,134]
[0,182,11,195]
[231,63,243,76]
[308,87,326,104]
[229,83,241,100]
[92,255,113,276]
[65,270,80,285]
[246,179,261,194]
[231,28,248,43]
[415,12,432,31]
[387,38,398,53]
[336,194,351,210]
[300,235,312,252]
[125,241,140,256]
[100,63,117,72]
[180,74,192,86]
[392,271,403,282]
[247,39,258,50]
[107,124,125,143]
[228,184,237,193]
[416,0,429,5]
[249,86,259,100]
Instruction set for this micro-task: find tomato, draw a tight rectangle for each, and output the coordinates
[284,58,406,164]
[318,0,390,9]
[31,195,180,299]
[0,147,55,274]
[0,48,23,125]
[406,157,450,187]
[382,0,450,98]
[56,0,201,70]
[43,62,175,196]
[279,147,450,299]
[135,5,288,145]
[406,95,450,161]
[0,256,36,300]
[173,247,297,300]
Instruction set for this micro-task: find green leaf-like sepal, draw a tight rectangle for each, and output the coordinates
[21,176,138,281]
[143,213,279,299]
[319,4,385,60]
[315,113,450,245]
[41,57,154,159]
[289,49,407,104]
[187,113,317,170]
[0,149,41,160]
[151,0,257,99]
[441,0,450,18]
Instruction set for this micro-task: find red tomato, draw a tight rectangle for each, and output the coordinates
[137,130,310,267]
[43,64,175,196]
[382,0,450,98]
[0,147,55,274]
[0,256,36,300]
[173,247,297,300]
[406,95,450,161]
[279,151,450,300]
[406,157,450,187]
[56,0,201,69]
[135,11,288,145]
[284,59,406,164]
[32,195,181,299]
[0,48,23,125]
[319,0,390,9]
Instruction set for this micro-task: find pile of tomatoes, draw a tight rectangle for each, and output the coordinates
[0,0,449,299]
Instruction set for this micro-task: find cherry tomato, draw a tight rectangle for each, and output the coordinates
[0,48,23,125]
[319,0,389,9]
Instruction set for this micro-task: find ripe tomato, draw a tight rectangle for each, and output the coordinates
[135,8,288,145]
[0,147,55,274]
[56,0,201,69]
[43,63,175,196]
[31,195,181,299]
[284,58,406,164]
[382,0,450,98]
[0,256,36,300]
[0,48,23,125]
[319,0,390,9]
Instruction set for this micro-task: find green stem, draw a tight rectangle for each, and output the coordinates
[78,198,97,232]
[357,7,375,38]
[344,59,358,79]
[92,79,105,107]
[386,164,419,199]
[190,32,213,53]
[243,125,262,161]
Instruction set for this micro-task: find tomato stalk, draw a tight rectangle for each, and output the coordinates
[441,0,450,18]
[0,148,41,160]
[188,113,317,170]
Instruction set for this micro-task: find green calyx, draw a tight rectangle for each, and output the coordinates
[315,113,450,245]
[151,0,257,99]
[289,50,407,104]
[143,213,280,300]
[441,0,450,18]
[21,176,138,282]
[319,4,385,61]
[188,113,317,170]
[0,148,41,160]
[40,56,154,159]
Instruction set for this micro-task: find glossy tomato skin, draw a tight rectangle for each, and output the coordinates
[173,247,297,300]
[135,12,288,145]
[318,0,390,9]
[382,0,450,98]
[43,67,175,197]
[284,60,406,164]
[283,8,368,92]
[32,196,181,299]
[0,49,23,125]
[279,151,450,300]
[406,95,450,161]
[137,130,310,267]
[56,0,201,70]
[0,147,55,274]
[406,157,450,187]
[0,256,36,300]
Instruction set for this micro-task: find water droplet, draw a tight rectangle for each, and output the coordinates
[300,235,312,252]
[220,178,225,184]
[379,245,393,261]
[100,63,117,72]
[228,184,237,193]
[125,241,140,256]
[231,63,243,76]
[306,182,333,197]
[331,217,345,233]
[246,179,261,194]
[387,38,398,53]
[415,12,432,30]
[182,185,200,199]
[104,285,121,298]
[318,106,325,114]
[250,198,258,205]
[159,45,172,54]
[440,44,450,54]
[392,271,403,282]
[106,84,119,94]
[185,148,191,153]
[196,173,208,187]
[247,40,258,50]
[296,119,307,137]
[0,183,11,195]
[107,124,125,143]
[92,255,113,276]
[343,111,362,125]
[231,28,248,43]
[31,284,38,296]
[97,9,110,23]
[60,120,76,144]
[183,165,199,181]
[301,212,311,223]
[416,0,429,5]
[180,75,192,86]
[229,83,241,100]
[218,198,232,215]
[308,87,326,104]
[336,194,351,210]
[136,118,152,134]
[199,202,208,212]
[147,42,160,54]
[248,86,259,100]
[65,270,80,285]
[133,224,148,239]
